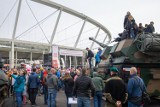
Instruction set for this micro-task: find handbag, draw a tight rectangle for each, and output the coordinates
[142,91,151,104]
[130,96,142,106]
[134,77,151,104]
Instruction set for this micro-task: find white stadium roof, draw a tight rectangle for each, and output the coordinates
[0,0,112,53]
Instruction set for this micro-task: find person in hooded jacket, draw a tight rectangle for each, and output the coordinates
[11,70,25,107]
[92,72,104,107]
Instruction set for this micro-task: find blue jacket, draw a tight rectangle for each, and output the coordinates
[56,70,61,79]
[12,75,25,92]
[95,53,100,62]
[98,50,102,55]
[28,72,40,88]
[127,74,146,99]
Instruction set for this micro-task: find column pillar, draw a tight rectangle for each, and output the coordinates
[10,42,14,68]
[75,56,77,68]
[30,52,32,65]
[15,51,17,67]
[65,55,66,68]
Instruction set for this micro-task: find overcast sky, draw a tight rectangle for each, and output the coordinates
[0,0,160,49]
[52,0,160,37]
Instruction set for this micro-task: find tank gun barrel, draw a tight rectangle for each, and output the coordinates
[89,37,108,48]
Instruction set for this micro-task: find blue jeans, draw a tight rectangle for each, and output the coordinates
[77,97,90,107]
[48,88,57,107]
[94,91,103,107]
[130,28,136,39]
[15,92,22,107]
[128,101,143,107]
[88,58,92,69]
[43,86,48,104]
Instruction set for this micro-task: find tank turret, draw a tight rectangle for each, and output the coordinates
[134,33,160,56]
[89,37,109,48]
[89,33,160,98]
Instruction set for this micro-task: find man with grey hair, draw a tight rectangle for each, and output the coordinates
[127,67,146,107]
[45,68,58,107]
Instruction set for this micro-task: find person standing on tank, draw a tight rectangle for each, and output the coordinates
[124,11,131,29]
[95,48,102,68]
[86,48,94,69]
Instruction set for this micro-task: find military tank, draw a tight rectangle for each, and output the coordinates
[0,56,8,107]
[89,33,160,97]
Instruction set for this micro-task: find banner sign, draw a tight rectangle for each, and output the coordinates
[52,45,59,68]
[59,49,83,57]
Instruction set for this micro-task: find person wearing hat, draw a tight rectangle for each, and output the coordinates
[104,67,127,107]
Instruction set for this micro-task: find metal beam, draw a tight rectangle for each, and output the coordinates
[90,27,100,49]
[74,19,87,48]
[31,0,112,42]
[12,0,22,40]
[103,34,108,44]
[0,38,50,47]
[50,9,62,45]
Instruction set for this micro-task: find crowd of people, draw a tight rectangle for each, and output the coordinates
[118,11,155,40]
[3,64,148,107]
[1,11,152,107]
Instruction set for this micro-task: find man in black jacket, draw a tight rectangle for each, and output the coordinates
[104,67,127,107]
[73,68,95,107]
[86,48,94,69]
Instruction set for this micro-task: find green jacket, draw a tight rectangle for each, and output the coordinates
[92,76,104,92]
